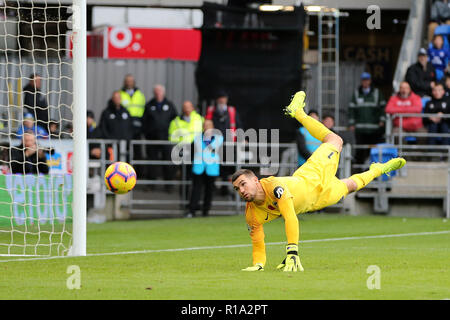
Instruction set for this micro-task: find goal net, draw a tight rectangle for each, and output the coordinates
[0,0,86,257]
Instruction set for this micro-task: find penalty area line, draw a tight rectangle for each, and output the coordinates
[0,230,449,263]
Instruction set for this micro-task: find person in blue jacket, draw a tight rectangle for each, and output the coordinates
[428,34,450,81]
[16,113,48,140]
[295,110,322,166]
[186,120,223,218]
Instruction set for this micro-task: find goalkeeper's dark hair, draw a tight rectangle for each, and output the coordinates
[231,169,256,183]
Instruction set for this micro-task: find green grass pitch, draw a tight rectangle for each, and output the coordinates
[0,214,449,300]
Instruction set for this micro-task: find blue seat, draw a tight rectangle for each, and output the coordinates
[370,144,399,181]
[421,96,431,110]
[404,136,417,143]
[434,24,450,36]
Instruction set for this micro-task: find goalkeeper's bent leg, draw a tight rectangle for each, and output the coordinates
[294,108,333,143]
[285,91,333,143]
[344,157,406,193]
[345,166,383,193]
[293,105,344,153]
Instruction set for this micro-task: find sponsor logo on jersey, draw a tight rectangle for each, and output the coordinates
[273,186,284,199]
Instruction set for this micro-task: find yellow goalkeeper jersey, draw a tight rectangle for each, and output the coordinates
[244,143,348,266]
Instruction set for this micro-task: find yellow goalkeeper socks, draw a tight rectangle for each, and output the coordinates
[349,166,383,191]
[296,111,332,142]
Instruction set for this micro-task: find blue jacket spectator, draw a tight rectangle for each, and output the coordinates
[192,132,223,177]
[428,35,450,81]
[187,120,223,218]
[16,113,48,140]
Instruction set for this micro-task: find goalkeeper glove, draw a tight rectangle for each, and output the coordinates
[241,263,264,271]
[276,244,304,272]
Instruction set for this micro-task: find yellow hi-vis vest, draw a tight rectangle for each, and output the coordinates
[168,110,204,144]
[120,89,146,118]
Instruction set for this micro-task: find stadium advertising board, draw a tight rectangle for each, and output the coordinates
[0,174,73,227]
[0,140,74,227]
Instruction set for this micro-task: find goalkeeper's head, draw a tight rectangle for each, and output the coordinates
[232,169,260,202]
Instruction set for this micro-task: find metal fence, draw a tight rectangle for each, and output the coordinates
[87,139,353,217]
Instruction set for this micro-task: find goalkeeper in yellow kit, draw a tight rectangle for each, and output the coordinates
[232,91,406,272]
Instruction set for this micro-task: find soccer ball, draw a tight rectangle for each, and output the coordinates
[104,162,137,194]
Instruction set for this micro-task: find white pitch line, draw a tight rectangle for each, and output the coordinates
[0,230,449,263]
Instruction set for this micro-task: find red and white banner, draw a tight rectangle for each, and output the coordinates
[67,26,201,61]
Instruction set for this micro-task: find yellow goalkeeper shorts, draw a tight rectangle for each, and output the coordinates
[293,143,348,211]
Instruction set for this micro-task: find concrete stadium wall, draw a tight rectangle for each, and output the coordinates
[0,57,198,126]
[86,58,198,121]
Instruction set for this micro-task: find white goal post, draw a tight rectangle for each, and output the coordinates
[71,0,87,257]
[0,0,86,257]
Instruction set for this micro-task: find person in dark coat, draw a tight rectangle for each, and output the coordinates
[98,91,133,141]
[142,84,178,187]
[405,48,437,97]
[205,90,243,141]
[87,110,102,159]
[423,82,450,145]
[10,132,49,174]
[23,73,49,128]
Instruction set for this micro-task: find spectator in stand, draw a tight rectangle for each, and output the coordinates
[60,123,73,139]
[16,113,48,140]
[10,132,49,174]
[405,48,437,97]
[168,100,203,196]
[428,34,450,81]
[119,74,146,168]
[385,81,427,143]
[428,0,450,42]
[423,82,450,145]
[120,74,146,136]
[0,143,10,174]
[205,90,242,141]
[142,84,178,186]
[444,73,450,99]
[87,110,97,137]
[205,90,242,195]
[48,119,60,140]
[322,113,335,130]
[168,100,204,144]
[348,72,386,164]
[23,74,49,129]
[186,120,223,218]
[87,110,101,159]
[295,110,321,166]
[98,91,133,141]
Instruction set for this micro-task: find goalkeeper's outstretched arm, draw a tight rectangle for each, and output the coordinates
[242,224,266,271]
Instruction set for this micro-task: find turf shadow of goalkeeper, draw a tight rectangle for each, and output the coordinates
[231,91,406,272]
